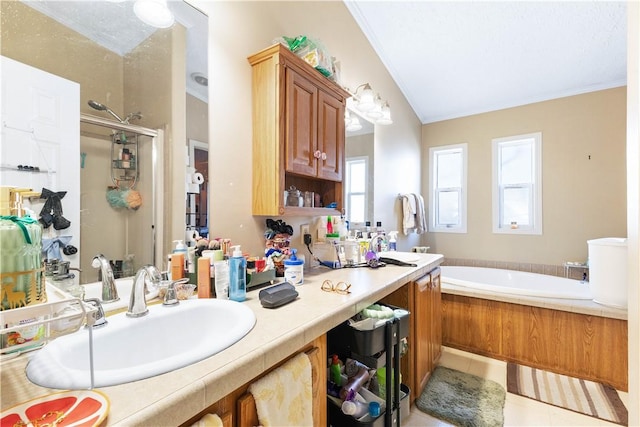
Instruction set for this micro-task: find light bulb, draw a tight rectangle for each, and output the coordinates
[134,0,175,28]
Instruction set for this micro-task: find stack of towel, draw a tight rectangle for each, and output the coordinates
[401,193,427,235]
[249,352,313,426]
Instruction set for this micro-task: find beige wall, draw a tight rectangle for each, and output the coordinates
[194,0,423,256]
[187,94,209,144]
[422,87,627,265]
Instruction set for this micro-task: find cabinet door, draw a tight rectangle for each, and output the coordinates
[285,68,317,177]
[316,90,344,181]
[413,273,432,395]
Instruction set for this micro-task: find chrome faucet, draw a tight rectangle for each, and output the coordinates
[91,254,119,303]
[127,265,161,318]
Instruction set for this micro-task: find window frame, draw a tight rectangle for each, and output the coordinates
[491,132,543,235]
[429,143,468,233]
[345,156,368,227]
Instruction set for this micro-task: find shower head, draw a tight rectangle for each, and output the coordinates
[87,100,124,123]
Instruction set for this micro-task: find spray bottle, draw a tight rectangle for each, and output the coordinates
[228,245,246,301]
[388,231,398,251]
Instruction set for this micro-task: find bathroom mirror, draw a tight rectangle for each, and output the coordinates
[345,108,375,230]
[0,1,208,283]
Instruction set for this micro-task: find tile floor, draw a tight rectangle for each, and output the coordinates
[403,347,630,426]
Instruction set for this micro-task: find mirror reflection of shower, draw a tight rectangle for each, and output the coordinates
[87,100,143,125]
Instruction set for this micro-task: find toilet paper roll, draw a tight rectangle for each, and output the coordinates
[192,172,205,184]
[185,229,199,242]
[186,172,205,185]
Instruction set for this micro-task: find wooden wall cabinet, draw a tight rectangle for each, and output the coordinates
[248,44,350,216]
[380,267,443,401]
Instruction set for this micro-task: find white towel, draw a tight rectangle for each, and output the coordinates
[402,194,416,235]
[414,194,427,234]
[249,352,313,427]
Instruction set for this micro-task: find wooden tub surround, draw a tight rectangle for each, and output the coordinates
[441,294,628,391]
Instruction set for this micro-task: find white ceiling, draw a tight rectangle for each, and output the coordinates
[345,1,627,124]
[21,0,209,103]
[24,1,627,124]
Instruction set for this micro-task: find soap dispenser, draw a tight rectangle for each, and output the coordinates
[228,245,246,301]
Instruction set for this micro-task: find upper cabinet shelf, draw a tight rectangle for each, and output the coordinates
[248,44,350,216]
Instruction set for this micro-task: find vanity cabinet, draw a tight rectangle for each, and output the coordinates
[413,268,441,395]
[181,335,327,427]
[248,44,350,216]
[380,268,442,400]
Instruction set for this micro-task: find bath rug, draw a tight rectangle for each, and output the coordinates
[507,363,628,426]
[416,366,506,427]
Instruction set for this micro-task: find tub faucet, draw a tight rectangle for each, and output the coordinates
[127,265,161,318]
[91,254,119,303]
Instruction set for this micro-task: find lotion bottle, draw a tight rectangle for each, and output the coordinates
[228,245,246,301]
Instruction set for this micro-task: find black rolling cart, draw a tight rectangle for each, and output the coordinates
[327,306,410,426]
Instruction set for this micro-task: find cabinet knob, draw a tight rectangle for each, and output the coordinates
[321,152,327,160]
[314,150,322,159]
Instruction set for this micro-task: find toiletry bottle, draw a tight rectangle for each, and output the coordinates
[214,260,229,299]
[330,354,342,385]
[284,248,304,285]
[228,245,246,301]
[341,397,369,419]
[173,239,188,276]
[339,365,371,400]
[197,256,211,298]
[388,231,398,251]
[376,222,387,252]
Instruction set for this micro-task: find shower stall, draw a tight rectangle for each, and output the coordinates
[79,113,164,284]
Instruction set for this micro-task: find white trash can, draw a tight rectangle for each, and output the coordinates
[587,237,628,309]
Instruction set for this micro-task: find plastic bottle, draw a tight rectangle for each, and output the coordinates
[214,260,229,299]
[284,248,304,285]
[228,245,246,301]
[173,240,188,276]
[388,231,398,251]
[330,354,342,385]
[375,222,387,252]
[341,398,369,419]
[340,365,371,400]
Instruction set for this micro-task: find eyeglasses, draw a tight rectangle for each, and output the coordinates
[321,279,351,294]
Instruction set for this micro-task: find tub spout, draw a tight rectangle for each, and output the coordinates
[91,254,119,303]
[127,265,161,318]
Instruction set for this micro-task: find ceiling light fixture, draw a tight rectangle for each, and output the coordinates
[134,0,175,29]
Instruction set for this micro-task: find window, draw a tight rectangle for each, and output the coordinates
[345,157,368,225]
[492,132,542,234]
[429,143,467,233]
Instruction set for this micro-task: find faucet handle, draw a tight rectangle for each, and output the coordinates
[84,298,108,328]
[163,278,188,306]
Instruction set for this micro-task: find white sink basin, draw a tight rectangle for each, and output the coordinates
[83,277,159,313]
[26,299,256,389]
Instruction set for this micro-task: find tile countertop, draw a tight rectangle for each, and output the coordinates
[1,253,443,426]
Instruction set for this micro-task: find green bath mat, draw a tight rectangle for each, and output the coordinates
[416,366,506,427]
